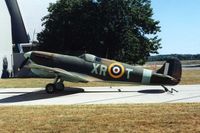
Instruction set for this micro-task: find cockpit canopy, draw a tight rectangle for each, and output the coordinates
[79,54,101,62]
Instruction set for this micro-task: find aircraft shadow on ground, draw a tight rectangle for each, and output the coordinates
[138,89,165,94]
[84,89,165,94]
[0,87,84,103]
[0,88,165,103]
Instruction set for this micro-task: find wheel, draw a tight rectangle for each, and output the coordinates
[55,82,65,92]
[45,83,55,94]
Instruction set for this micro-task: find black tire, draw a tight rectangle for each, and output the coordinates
[55,82,65,92]
[45,83,55,94]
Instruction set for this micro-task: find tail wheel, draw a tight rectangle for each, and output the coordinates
[45,83,55,94]
[55,82,65,91]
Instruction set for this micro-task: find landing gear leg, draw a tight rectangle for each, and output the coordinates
[161,85,178,93]
[45,76,65,94]
[55,80,64,92]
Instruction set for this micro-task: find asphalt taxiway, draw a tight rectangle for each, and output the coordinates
[0,85,199,105]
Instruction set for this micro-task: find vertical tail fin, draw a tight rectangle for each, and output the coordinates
[5,0,29,44]
[157,58,182,84]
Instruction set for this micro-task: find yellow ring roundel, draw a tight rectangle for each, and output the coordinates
[108,63,125,79]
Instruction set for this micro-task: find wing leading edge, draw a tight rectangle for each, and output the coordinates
[26,64,93,83]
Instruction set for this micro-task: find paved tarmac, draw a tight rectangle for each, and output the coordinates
[0,85,199,105]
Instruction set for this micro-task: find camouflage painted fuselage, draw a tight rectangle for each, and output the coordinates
[27,51,181,85]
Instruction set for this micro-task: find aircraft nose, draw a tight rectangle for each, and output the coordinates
[24,51,32,58]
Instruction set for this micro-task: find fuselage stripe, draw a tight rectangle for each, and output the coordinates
[164,63,170,75]
[142,69,152,84]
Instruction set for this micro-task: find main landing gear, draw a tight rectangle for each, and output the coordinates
[161,85,178,93]
[45,76,65,94]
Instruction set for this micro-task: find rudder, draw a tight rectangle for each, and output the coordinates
[157,58,182,84]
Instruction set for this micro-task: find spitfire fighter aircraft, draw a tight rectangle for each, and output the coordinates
[5,0,181,94]
[19,51,182,94]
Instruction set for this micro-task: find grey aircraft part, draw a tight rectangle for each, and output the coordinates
[5,0,29,44]
[25,51,182,85]
[18,51,182,94]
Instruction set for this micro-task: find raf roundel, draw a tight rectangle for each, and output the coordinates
[108,63,125,79]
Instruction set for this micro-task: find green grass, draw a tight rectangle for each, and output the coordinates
[0,104,199,132]
[181,70,200,84]
[0,78,135,88]
[0,69,199,88]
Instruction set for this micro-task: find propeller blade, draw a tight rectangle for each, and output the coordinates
[18,57,29,71]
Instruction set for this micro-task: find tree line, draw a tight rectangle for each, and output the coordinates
[148,54,200,61]
[37,0,161,64]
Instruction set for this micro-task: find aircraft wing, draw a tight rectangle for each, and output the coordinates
[26,64,93,83]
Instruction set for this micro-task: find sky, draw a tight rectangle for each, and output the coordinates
[17,0,200,55]
[151,0,200,55]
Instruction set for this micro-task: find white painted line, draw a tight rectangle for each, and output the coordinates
[0,85,199,105]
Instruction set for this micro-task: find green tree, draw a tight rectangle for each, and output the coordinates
[37,0,161,64]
